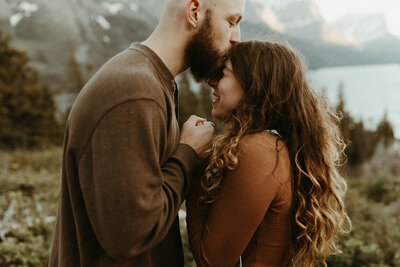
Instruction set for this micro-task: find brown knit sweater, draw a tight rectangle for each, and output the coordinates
[187,132,293,267]
[49,43,200,266]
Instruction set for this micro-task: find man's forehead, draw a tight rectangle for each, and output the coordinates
[210,0,245,15]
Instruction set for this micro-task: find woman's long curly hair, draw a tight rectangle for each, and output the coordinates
[201,40,351,266]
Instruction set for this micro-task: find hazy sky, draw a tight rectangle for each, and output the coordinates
[314,0,400,36]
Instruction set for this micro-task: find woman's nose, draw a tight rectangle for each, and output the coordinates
[208,79,218,89]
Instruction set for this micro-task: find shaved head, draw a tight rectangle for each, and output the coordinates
[184,0,245,81]
[143,0,245,78]
[162,0,217,20]
[164,0,187,10]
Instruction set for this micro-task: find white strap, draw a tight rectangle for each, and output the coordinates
[264,129,281,138]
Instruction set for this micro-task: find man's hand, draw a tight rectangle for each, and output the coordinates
[180,115,215,158]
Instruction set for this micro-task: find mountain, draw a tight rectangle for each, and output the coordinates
[335,13,390,43]
[1,0,400,102]
[0,0,160,92]
[247,0,400,67]
[334,13,400,58]
[253,0,355,46]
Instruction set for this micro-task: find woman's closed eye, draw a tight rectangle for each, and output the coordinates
[223,67,232,77]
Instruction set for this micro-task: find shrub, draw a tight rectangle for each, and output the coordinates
[0,29,62,149]
[0,148,61,266]
[365,173,400,204]
[327,177,400,266]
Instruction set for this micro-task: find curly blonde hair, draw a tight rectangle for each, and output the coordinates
[201,41,351,266]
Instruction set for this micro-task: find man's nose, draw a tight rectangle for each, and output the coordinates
[230,26,241,44]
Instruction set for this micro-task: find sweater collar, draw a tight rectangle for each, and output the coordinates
[129,43,176,93]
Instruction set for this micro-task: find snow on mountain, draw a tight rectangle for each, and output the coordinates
[259,7,284,32]
[101,1,140,15]
[102,2,124,15]
[1,0,400,102]
[9,1,39,27]
[129,3,139,12]
[254,0,354,46]
[95,15,111,30]
[9,14,24,27]
[335,13,391,43]
[19,2,38,14]
[245,0,283,32]
[0,0,161,96]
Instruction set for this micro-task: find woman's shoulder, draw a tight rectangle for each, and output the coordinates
[239,131,287,154]
[238,132,291,184]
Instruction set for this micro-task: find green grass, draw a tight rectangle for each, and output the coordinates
[0,148,61,266]
[327,175,400,266]
[0,148,399,266]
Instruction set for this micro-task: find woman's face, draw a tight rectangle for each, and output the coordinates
[210,59,245,121]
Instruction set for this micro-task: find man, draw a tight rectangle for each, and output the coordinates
[49,0,245,265]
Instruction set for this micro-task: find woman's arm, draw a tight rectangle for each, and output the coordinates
[186,134,285,267]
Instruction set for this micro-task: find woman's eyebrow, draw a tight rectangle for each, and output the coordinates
[223,67,233,74]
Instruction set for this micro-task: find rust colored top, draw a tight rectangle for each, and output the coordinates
[187,132,293,267]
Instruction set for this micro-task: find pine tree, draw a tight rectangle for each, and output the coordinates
[198,82,212,119]
[336,83,352,140]
[198,82,225,133]
[376,111,394,147]
[0,29,61,148]
[335,84,376,166]
[348,121,367,166]
[178,71,200,127]
[66,47,85,94]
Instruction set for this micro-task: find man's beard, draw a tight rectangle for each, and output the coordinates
[185,10,227,83]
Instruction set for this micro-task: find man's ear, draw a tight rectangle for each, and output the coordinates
[186,0,200,29]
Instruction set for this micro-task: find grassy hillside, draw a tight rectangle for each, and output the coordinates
[0,148,399,266]
[0,148,61,266]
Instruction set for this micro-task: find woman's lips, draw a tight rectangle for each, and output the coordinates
[212,94,220,103]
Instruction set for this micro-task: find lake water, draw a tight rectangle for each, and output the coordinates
[56,64,400,139]
[308,64,400,138]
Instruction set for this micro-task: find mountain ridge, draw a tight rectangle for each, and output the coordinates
[1,0,399,96]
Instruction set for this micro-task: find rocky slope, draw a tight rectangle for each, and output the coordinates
[1,0,399,97]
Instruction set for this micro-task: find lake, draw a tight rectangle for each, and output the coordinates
[56,64,400,139]
[308,64,400,138]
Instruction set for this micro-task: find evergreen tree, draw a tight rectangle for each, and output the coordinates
[66,47,85,94]
[336,83,353,140]
[375,111,394,147]
[335,84,376,166]
[0,29,61,148]
[198,82,213,119]
[178,71,200,127]
[198,82,225,134]
[348,121,367,166]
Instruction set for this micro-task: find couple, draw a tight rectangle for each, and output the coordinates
[49,0,349,266]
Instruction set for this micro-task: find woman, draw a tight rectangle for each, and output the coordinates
[186,41,350,267]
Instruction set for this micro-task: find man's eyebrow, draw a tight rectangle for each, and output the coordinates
[226,14,243,23]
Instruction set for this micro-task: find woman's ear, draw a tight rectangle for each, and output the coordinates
[186,0,200,29]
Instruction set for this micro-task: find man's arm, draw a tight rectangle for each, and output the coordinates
[78,99,200,260]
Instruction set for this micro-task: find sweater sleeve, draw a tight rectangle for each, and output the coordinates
[186,135,284,267]
[77,99,201,260]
